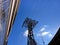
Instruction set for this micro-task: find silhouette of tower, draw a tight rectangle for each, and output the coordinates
[22,17,38,45]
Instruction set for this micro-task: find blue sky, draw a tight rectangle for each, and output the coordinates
[8,0,60,45]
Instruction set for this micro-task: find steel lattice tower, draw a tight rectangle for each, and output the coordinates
[22,17,38,45]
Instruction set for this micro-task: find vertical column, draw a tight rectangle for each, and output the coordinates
[27,23,37,45]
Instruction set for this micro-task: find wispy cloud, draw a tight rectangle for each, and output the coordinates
[37,31,52,38]
[37,25,52,38]
[48,33,52,38]
[40,25,47,32]
[24,30,28,37]
[41,32,49,36]
[40,27,46,32]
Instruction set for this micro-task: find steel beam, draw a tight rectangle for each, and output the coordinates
[3,0,20,45]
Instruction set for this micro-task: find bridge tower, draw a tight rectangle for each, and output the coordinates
[22,17,38,45]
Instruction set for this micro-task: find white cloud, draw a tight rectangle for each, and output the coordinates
[40,25,47,32]
[24,30,28,37]
[37,25,48,37]
[37,32,49,37]
[40,27,46,32]
[48,33,52,38]
[37,31,53,38]
[41,32,49,36]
